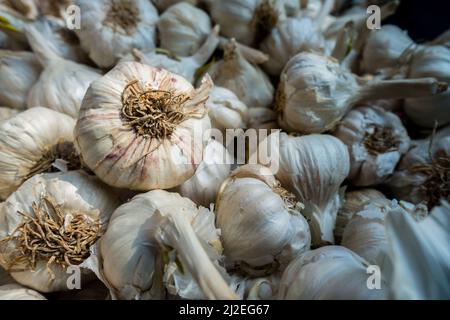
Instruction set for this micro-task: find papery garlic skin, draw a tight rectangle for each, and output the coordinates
[151,0,197,11]
[0,107,76,200]
[334,106,410,186]
[206,86,248,132]
[0,50,41,110]
[0,107,19,122]
[255,133,350,246]
[75,0,158,68]
[75,62,212,191]
[175,140,231,207]
[216,165,311,275]
[0,171,120,293]
[278,246,388,300]
[0,284,46,300]
[157,3,211,57]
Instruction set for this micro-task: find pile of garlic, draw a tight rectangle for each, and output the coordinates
[0,0,448,301]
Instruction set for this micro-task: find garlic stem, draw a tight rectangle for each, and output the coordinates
[219,36,269,64]
[315,0,334,28]
[156,211,239,300]
[331,21,353,62]
[191,25,220,65]
[355,78,448,104]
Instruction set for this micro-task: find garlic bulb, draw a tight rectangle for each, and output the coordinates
[254,132,349,246]
[208,0,280,46]
[216,164,311,276]
[0,171,120,293]
[276,52,448,134]
[100,190,235,300]
[121,25,220,83]
[0,107,78,200]
[335,189,387,242]
[404,45,450,128]
[208,39,274,109]
[75,0,158,68]
[151,0,197,12]
[206,86,248,132]
[0,50,41,109]
[278,246,388,299]
[75,62,213,190]
[25,25,102,118]
[157,2,211,57]
[386,201,450,299]
[388,125,450,209]
[174,140,231,207]
[247,107,278,130]
[334,106,411,186]
[0,284,46,300]
[0,107,19,122]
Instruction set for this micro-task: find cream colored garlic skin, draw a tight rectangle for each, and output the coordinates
[278,246,388,300]
[216,165,311,275]
[0,107,75,200]
[334,106,410,186]
[0,284,46,300]
[206,86,248,131]
[151,0,197,11]
[0,171,120,293]
[75,0,159,68]
[0,107,19,123]
[75,62,212,191]
[157,2,211,57]
[0,50,41,110]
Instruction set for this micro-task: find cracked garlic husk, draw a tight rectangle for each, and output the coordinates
[100,190,237,300]
[208,39,274,109]
[0,107,19,122]
[206,86,248,132]
[0,284,46,300]
[0,107,78,200]
[216,164,311,276]
[388,125,450,209]
[278,246,388,299]
[0,171,120,293]
[253,132,349,246]
[120,25,220,84]
[25,25,102,118]
[0,50,41,109]
[74,0,158,68]
[157,2,211,57]
[75,61,213,191]
[173,139,231,207]
[334,106,411,186]
[276,52,448,134]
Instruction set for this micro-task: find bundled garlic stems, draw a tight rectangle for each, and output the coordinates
[24,25,102,118]
[75,61,213,190]
[0,171,120,292]
[0,107,77,200]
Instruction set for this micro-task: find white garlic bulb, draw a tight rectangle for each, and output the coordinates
[388,125,450,209]
[208,39,274,109]
[75,61,213,191]
[334,106,411,186]
[276,52,447,134]
[0,284,46,300]
[121,25,220,83]
[151,0,197,12]
[216,164,311,276]
[208,0,280,46]
[75,0,158,68]
[278,246,388,299]
[206,86,248,132]
[386,201,450,299]
[157,2,211,57]
[100,190,236,300]
[25,25,102,118]
[0,107,19,122]
[174,140,231,207]
[0,50,41,109]
[254,132,349,246]
[246,107,278,130]
[0,107,77,200]
[0,171,120,293]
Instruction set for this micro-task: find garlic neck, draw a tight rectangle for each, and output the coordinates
[251,0,279,45]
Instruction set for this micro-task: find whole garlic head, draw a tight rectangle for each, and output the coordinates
[75,62,213,191]
[334,106,410,186]
[216,164,311,276]
[0,107,78,200]
[278,246,388,299]
[0,171,120,293]
[157,2,211,57]
[75,0,158,68]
